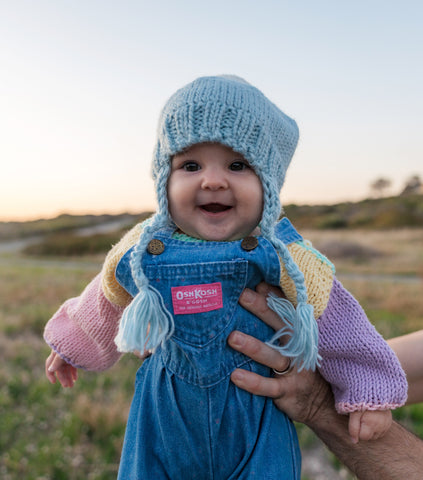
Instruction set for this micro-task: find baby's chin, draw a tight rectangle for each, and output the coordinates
[198,226,262,242]
[249,226,262,237]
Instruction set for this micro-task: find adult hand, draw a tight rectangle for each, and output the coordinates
[229,283,423,480]
[228,282,333,426]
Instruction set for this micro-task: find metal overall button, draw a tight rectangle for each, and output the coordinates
[241,236,259,251]
[147,239,165,255]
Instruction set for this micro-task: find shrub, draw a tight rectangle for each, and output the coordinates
[24,232,122,256]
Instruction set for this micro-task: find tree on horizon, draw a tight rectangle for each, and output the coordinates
[370,177,392,197]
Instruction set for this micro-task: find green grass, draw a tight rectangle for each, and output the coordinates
[0,255,141,479]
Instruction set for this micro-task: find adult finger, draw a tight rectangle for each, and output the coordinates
[228,330,291,373]
[255,282,286,298]
[239,286,286,331]
[230,369,284,399]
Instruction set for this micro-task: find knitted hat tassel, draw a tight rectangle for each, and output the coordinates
[266,295,321,372]
[114,283,174,353]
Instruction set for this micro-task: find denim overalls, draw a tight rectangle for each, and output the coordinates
[116,219,302,479]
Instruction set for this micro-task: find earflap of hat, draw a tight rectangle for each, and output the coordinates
[152,158,172,219]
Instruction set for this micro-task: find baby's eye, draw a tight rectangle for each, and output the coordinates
[229,161,250,171]
[183,162,200,172]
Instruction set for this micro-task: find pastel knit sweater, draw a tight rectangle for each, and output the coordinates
[44,220,407,414]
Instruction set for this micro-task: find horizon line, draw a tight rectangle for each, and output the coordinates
[1,192,417,223]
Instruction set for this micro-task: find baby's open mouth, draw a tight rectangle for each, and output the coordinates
[200,203,232,213]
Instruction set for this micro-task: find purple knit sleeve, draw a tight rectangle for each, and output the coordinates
[43,274,124,371]
[318,278,408,413]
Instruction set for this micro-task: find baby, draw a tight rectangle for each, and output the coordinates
[45,75,407,479]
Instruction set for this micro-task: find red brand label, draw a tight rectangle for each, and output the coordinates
[171,282,223,315]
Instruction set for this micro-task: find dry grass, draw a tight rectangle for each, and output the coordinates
[302,228,423,339]
[303,227,423,277]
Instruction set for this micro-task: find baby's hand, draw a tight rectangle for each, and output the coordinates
[349,410,392,443]
[45,350,78,388]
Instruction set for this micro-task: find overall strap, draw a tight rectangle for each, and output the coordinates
[274,217,302,245]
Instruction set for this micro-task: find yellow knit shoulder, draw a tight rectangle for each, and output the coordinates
[101,222,144,307]
[279,240,335,319]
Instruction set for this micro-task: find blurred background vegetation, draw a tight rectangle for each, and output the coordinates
[0,195,422,479]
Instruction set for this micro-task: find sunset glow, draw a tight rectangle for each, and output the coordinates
[1,1,422,221]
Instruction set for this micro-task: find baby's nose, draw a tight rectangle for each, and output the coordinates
[201,169,229,190]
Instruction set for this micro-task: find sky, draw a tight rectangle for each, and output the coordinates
[1,1,422,221]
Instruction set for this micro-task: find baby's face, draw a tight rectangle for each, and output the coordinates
[168,143,263,241]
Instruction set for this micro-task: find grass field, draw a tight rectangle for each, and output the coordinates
[1,226,422,479]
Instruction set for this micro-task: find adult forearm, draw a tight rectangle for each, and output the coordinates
[308,406,423,480]
[388,330,423,404]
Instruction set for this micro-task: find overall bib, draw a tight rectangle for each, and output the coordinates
[116,220,302,479]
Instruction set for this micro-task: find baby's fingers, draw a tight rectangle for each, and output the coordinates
[45,351,78,388]
[48,353,67,372]
[45,351,59,384]
[56,364,78,388]
[348,411,362,444]
[359,410,392,441]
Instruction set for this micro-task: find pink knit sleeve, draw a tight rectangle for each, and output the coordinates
[43,274,125,371]
[318,278,408,414]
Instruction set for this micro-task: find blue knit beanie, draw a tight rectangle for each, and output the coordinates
[114,75,319,371]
